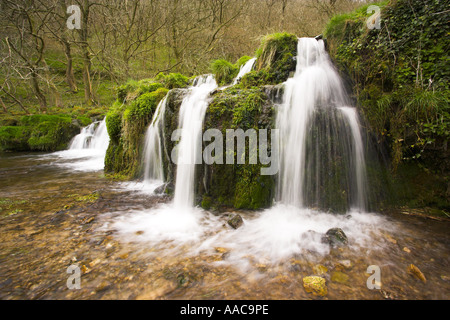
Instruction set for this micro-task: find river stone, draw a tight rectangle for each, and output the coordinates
[303,276,327,297]
[154,184,166,194]
[312,264,328,275]
[322,228,348,247]
[408,264,427,283]
[227,214,244,229]
[331,271,349,284]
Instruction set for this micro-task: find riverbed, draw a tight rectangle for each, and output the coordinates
[0,152,449,300]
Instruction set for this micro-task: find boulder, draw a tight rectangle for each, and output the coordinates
[303,276,327,297]
[322,228,348,247]
[227,214,244,229]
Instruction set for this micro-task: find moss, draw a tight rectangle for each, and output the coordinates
[210,59,239,86]
[0,115,79,152]
[105,110,123,145]
[253,32,298,85]
[0,126,31,151]
[199,86,276,210]
[236,56,252,68]
[27,120,79,151]
[77,116,92,127]
[105,80,169,179]
[155,73,189,89]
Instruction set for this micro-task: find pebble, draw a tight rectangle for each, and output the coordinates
[302,276,327,297]
[407,264,426,283]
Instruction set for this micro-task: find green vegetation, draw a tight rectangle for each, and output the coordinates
[0,115,82,152]
[105,74,183,178]
[326,0,450,213]
[201,86,275,210]
[210,59,239,86]
[240,32,298,88]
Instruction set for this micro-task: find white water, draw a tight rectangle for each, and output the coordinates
[232,57,257,85]
[277,37,367,211]
[339,107,368,211]
[173,75,218,207]
[134,96,170,193]
[52,119,110,171]
[110,39,389,267]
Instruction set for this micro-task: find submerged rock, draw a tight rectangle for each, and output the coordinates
[322,228,348,247]
[312,264,328,275]
[331,271,349,284]
[303,276,327,297]
[335,260,353,271]
[227,214,244,229]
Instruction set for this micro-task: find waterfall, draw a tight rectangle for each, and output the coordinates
[232,57,257,85]
[173,75,218,207]
[277,38,368,212]
[142,96,168,185]
[69,119,110,153]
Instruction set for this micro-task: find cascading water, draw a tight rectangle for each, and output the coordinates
[173,75,218,207]
[232,58,257,85]
[112,38,386,266]
[142,96,168,188]
[53,119,110,171]
[277,38,368,212]
[69,119,110,152]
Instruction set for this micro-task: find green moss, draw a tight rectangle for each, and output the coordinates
[0,126,31,151]
[210,59,239,86]
[200,86,276,210]
[253,32,298,84]
[236,56,252,68]
[105,110,123,145]
[27,120,79,151]
[0,115,79,152]
[155,73,189,89]
[77,116,92,127]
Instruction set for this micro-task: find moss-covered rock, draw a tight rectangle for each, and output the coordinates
[325,0,450,213]
[303,276,328,297]
[0,115,80,152]
[0,126,31,151]
[240,32,298,88]
[105,78,175,179]
[198,86,276,210]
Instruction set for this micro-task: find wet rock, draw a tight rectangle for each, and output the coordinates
[407,264,427,283]
[303,276,327,297]
[164,183,175,195]
[227,214,243,229]
[312,264,328,275]
[335,260,353,271]
[154,184,166,194]
[322,228,348,247]
[331,271,349,284]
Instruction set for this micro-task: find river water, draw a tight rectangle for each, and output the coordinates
[0,152,449,300]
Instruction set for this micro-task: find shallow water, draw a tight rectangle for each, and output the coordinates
[0,152,449,300]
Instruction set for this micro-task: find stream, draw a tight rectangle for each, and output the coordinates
[0,151,449,300]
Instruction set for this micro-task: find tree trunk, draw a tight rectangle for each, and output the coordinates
[31,70,47,112]
[62,38,78,92]
[80,0,95,104]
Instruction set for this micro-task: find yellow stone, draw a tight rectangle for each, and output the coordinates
[303,276,327,297]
